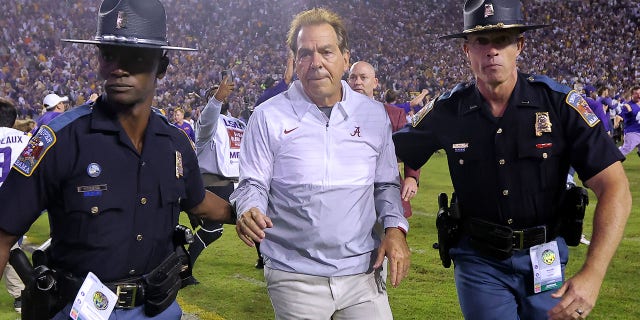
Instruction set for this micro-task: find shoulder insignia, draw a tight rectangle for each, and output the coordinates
[412,98,435,127]
[566,90,600,127]
[527,75,571,94]
[13,125,56,177]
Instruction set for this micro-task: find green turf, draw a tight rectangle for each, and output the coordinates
[1,151,638,319]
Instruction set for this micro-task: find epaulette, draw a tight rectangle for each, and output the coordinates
[526,74,571,94]
[152,107,170,124]
[47,103,93,132]
[438,82,469,101]
[412,83,467,127]
[13,103,93,177]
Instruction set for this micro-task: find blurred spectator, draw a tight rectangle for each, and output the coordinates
[0,0,635,122]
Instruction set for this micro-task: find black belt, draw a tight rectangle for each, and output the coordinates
[462,218,558,259]
[58,274,146,309]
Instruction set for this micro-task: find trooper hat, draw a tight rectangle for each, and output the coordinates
[61,0,196,51]
[440,0,548,39]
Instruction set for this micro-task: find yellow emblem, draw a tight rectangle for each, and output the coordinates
[541,249,556,265]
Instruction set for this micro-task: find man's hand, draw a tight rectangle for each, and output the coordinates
[547,270,601,319]
[213,75,235,102]
[374,228,410,287]
[236,207,273,247]
[401,177,418,201]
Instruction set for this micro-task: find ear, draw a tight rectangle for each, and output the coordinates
[342,50,350,73]
[157,55,169,78]
[462,42,470,58]
[516,36,525,54]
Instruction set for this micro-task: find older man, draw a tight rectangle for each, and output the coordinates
[231,8,410,320]
[348,61,421,217]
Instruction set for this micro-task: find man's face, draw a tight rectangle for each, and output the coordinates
[632,89,640,103]
[463,30,523,87]
[295,23,349,107]
[348,62,378,98]
[98,45,163,108]
[174,109,184,123]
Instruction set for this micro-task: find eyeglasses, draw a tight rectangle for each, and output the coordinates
[466,34,520,48]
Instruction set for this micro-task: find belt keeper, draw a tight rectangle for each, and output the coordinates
[513,230,524,249]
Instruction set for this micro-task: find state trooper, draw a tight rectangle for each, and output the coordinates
[393,1,631,319]
[0,0,234,318]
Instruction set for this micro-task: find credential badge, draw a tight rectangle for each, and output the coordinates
[535,112,552,137]
[484,4,495,18]
[87,163,102,178]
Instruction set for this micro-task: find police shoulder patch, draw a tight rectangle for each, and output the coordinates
[566,90,600,127]
[13,125,57,176]
[412,98,435,127]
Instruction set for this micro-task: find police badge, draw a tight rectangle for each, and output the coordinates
[535,112,552,137]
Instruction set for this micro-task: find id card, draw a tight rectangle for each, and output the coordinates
[69,272,117,320]
[530,240,563,293]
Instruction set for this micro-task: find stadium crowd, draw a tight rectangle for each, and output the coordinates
[0,0,637,119]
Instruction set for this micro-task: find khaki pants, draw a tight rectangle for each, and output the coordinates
[4,242,25,298]
[265,267,392,320]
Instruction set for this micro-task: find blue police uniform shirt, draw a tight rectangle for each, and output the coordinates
[0,98,205,282]
[393,73,623,229]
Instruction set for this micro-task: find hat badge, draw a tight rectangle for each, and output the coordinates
[116,11,127,29]
[484,4,495,18]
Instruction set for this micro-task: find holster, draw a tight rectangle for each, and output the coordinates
[559,185,589,246]
[435,193,460,268]
[9,247,62,320]
[143,251,183,317]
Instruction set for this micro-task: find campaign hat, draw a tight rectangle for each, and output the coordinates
[61,0,196,51]
[441,0,548,39]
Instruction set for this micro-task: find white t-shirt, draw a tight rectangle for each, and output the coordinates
[0,127,29,186]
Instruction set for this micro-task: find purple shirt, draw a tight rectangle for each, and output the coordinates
[254,80,289,108]
[620,101,640,134]
[32,111,63,134]
[174,121,195,142]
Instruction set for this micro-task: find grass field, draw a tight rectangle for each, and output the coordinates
[1,152,638,319]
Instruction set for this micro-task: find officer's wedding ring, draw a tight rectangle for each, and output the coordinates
[576,308,584,316]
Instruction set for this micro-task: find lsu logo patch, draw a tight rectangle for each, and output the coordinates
[412,98,435,127]
[566,91,599,127]
[13,126,56,176]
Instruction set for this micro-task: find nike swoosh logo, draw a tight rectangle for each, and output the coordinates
[284,127,299,134]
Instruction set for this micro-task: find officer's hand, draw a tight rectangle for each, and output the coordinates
[213,75,235,102]
[547,270,601,319]
[236,207,273,247]
[401,177,418,201]
[374,228,410,287]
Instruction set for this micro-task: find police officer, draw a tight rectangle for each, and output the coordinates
[0,0,233,318]
[393,1,631,319]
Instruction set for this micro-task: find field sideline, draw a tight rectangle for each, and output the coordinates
[1,152,638,319]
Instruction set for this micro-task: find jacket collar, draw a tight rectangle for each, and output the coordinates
[458,72,546,116]
[286,80,354,122]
